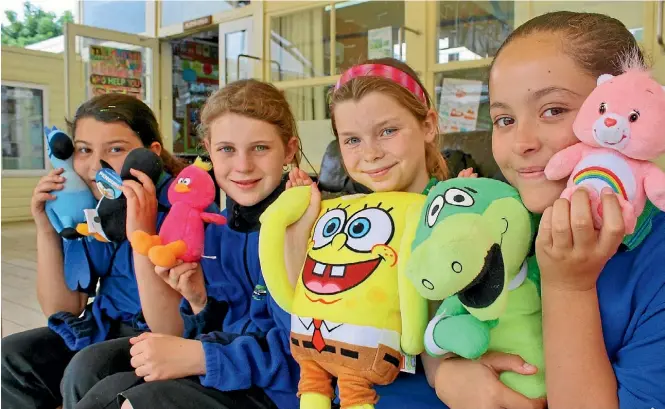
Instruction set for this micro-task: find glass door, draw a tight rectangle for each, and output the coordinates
[64,23,159,119]
[219,17,257,86]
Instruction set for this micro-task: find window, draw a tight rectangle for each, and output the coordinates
[283,85,332,122]
[271,7,330,81]
[283,85,335,174]
[82,1,147,34]
[161,1,250,28]
[436,1,514,64]
[1,83,47,172]
[434,67,499,178]
[270,1,407,81]
[333,1,405,73]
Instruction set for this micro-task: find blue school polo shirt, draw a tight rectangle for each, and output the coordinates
[48,174,175,350]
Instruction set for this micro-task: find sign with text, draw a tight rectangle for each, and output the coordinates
[368,26,393,59]
[438,78,483,134]
[88,45,143,99]
[183,15,212,31]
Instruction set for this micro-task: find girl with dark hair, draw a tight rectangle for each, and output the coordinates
[426,11,665,409]
[1,94,184,409]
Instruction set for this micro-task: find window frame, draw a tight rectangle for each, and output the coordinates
[80,0,149,36]
[157,2,256,38]
[266,1,656,114]
[1,81,50,177]
[266,1,337,87]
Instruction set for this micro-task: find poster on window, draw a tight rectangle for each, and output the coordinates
[438,78,483,134]
[1,85,45,170]
[368,26,393,59]
[89,45,143,99]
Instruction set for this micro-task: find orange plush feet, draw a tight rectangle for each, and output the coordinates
[75,223,109,242]
[75,223,89,237]
[148,240,187,268]
[130,231,162,255]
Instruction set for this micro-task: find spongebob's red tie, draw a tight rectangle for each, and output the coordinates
[311,319,326,352]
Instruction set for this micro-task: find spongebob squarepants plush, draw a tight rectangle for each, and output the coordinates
[259,186,429,409]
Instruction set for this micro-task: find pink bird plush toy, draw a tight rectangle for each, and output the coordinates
[544,55,665,234]
[131,157,226,268]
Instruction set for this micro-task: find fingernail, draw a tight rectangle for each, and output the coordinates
[192,262,197,267]
[602,187,614,196]
[522,363,536,371]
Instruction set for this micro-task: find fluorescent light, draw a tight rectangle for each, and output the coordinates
[324,0,370,12]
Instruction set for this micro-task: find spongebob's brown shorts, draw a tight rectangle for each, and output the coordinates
[290,331,402,407]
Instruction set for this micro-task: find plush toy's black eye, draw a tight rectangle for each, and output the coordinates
[50,132,74,160]
[629,111,640,122]
[599,102,607,114]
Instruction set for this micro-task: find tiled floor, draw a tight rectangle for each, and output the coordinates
[1,221,45,337]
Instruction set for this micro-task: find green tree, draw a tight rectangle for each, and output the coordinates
[1,1,74,47]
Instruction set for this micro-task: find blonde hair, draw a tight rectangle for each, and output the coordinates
[330,58,448,181]
[198,79,301,167]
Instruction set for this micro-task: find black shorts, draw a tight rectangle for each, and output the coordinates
[76,371,278,409]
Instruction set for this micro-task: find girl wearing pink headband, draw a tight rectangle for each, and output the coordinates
[283,58,476,409]
[287,58,466,191]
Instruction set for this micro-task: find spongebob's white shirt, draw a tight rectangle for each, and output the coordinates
[291,315,401,351]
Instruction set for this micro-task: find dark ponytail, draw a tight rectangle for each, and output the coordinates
[159,150,185,176]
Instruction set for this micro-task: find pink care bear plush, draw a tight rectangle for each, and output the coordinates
[544,55,665,234]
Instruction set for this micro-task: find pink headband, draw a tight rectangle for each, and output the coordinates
[334,64,428,105]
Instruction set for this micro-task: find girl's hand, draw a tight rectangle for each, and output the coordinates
[155,261,207,314]
[434,352,546,409]
[536,187,625,292]
[122,169,158,237]
[286,168,314,189]
[31,168,65,231]
[457,167,478,178]
[129,333,205,381]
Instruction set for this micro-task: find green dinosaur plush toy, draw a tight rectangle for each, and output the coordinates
[404,177,545,398]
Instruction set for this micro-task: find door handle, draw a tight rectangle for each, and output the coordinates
[237,54,260,81]
[397,26,422,61]
[237,54,282,81]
